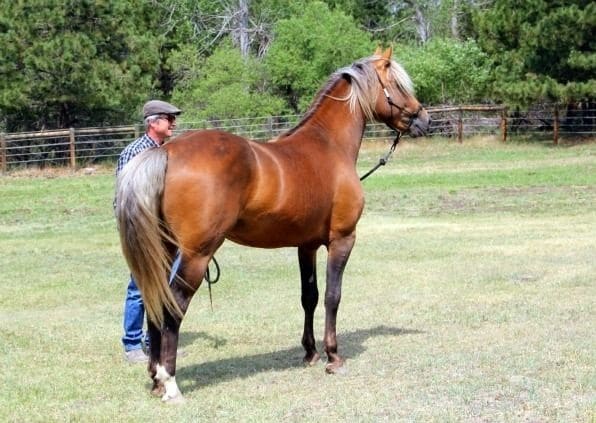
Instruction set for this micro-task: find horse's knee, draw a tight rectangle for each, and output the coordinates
[301,292,318,312]
[324,292,341,311]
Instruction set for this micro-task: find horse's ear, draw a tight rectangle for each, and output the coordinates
[382,46,393,60]
[374,46,383,56]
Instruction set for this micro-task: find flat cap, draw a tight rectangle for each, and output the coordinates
[143,100,182,119]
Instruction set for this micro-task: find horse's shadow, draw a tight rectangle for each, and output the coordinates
[175,325,422,393]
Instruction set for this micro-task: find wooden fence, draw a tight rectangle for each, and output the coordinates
[1,104,594,172]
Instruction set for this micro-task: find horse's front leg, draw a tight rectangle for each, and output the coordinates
[298,246,320,365]
[324,233,355,374]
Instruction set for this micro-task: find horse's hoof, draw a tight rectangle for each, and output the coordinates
[325,361,348,375]
[162,392,186,405]
[303,352,321,366]
[151,385,166,397]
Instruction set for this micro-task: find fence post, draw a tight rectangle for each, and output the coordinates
[501,107,508,143]
[553,104,559,145]
[457,108,463,143]
[69,127,76,168]
[134,124,140,140]
[267,116,273,139]
[1,133,6,173]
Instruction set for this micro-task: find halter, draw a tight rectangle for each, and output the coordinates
[374,70,421,131]
[359,71,420,181]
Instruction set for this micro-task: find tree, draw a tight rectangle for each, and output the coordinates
[474,0,596,106]
[396,0,482,43]
[264,1,374,112]
[171,39,287,122]
[156,0,293,105]
[155,0,291,60]
[0,0,165,131]
[326,0,481,45]
[397,38,492,104]
[324,0,392,34]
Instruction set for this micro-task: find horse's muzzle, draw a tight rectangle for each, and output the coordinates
[409,108,430,138]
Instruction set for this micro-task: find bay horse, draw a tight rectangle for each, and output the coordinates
[115,47,430,403]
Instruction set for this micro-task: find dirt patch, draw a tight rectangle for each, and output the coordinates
[437,185,596,214]
[3,164,113,179]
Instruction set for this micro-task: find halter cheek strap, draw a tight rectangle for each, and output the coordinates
[382,87,403,112]
[375,71,421,131]
[375,71,405,111]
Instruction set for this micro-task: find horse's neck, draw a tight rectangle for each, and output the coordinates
[293,78,366,159]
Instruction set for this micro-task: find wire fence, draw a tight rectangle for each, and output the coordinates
[1,104,594,172]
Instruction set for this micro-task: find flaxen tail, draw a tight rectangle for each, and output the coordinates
[115,148,182,327]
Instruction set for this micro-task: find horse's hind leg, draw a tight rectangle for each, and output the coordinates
[323,233,355,374]
[147,245,179,397]
[147,319,164,396]
[150,253,211,403]
[298,246,320,365]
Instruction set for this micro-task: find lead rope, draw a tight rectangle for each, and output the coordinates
[359,131,401,181]
[204,256,220,311]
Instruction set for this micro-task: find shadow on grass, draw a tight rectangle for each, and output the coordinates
[179,331,228,349]
[177,325,421,392]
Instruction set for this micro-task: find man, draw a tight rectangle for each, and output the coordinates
[116,100,181,363]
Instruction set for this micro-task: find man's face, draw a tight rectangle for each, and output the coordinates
[151,114,177,141]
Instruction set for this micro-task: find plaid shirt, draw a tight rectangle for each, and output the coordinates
[114,134,160,211]
[116,134,160,176]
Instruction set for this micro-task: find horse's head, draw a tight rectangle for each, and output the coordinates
[349,47,430,138]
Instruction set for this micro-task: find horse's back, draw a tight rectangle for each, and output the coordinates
[166,129,256,173]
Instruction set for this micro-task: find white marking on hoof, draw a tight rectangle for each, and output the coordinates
[155,364,169,382]
[156,364,184,403]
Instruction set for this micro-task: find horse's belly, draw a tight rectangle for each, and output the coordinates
[227,217,325,248]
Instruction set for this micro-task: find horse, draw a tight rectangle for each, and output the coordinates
[115,47,430,403]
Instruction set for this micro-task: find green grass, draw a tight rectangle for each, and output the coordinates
[1,137,595,421]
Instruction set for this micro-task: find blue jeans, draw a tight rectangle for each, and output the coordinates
[122,254,181,352]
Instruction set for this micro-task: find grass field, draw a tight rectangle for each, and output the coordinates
[1,136,595,422]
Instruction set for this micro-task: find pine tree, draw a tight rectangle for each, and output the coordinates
[474,0,595,106]
[0,0,163,131]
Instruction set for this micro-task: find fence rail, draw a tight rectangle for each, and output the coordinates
[1,104,594,172]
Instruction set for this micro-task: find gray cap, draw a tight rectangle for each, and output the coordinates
[142,100,182,119]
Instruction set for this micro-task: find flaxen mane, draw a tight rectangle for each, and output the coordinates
[278,55,415,140]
